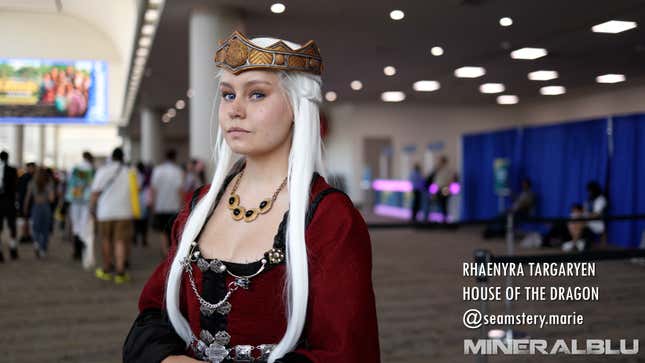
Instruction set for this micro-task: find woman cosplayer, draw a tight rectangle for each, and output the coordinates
[123,31,380,362]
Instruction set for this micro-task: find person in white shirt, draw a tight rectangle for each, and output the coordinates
[89,148,135,283]
[562,181,607,252]
[150,149,184,256]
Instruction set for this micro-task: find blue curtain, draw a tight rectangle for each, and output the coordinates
[608,114,645,248]
[461,129,521,220]
[518,119,609,218]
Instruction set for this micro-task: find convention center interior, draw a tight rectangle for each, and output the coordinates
[1,0,645,362]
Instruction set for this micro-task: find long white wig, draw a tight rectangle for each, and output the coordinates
[165,36,327,362]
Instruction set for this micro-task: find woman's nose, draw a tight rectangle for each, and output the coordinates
[228,99,246,120]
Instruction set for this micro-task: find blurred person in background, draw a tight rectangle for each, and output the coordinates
[17,162,36,244]
[66,151,95,261]
[150,149,184,257]
[23,167,55,258]
[0,151,18,261]
[427,155,453,223]
[181,158,205,203]
[408,163,425,224]
[90,147,136,284]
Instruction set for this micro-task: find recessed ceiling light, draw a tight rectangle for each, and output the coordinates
[141,24,155,36]
[384,66,397,76]
[162,114,171,123]
[139,36,152,48]
[454,66,486,78]
[511,47,548,60]
[390,10,404,20]
[430,46,444,56]
[596,74,626,83]
[497,95,518,105]
[144,9,159,22]
[479,83,505,94]
[270,3,286,14]
[381,91,406,102]
[187,89,195,98]
[540,85,566,95]
[134,56,146,66]
[176,100,186,109]
[592,20,637,33]
[167,108,176,117]
[528,70,559,81]
[325,91,337,102]
[350,80,363,91]
[413,80,440,92]
[499,17,513,27]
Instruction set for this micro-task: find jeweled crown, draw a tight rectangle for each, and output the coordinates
[214,31,323,75]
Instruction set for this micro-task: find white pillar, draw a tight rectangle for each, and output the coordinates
[53,125,60,168]
[14,124,24,166]
[140,107,161,164]
[38,124,45,165]
[189,6,242,177]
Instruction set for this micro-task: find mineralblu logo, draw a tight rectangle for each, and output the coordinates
[464,339,639,355]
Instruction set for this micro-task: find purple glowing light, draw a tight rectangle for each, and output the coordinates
[429,183,439,194]
[373,204,452,223]
[450,182,461,195]
[372,179,413,192]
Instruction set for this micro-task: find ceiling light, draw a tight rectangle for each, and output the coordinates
[162,114,171,123]
[592,20,637,33]
[325,91,337,102]
[528,70,558,81]
[139,36,152,48]
[390,10,404,20]
[187,89,195,98]
[144,9,159,23]
[381,91,406,102]
[413,80,440,92]
[350,80,363,91]
[596,74,626,83]
[136,47,149,57]
[499,17,513,27]
[497,95,518,105]
[384,66,397,76]
[176,99,186,109]
[148,0,164,6]
[479,83,505,94]
[167,108,176,117]
[540,85,566,95]
[454,66,486,78]
[141,24,155,36]
[430,46,444,56]
[270,3,286,14]
[511,47,547,60]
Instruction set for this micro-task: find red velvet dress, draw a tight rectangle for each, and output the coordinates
[123,168,381,363]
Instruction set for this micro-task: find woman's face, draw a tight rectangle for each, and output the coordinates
[218,70,293,157]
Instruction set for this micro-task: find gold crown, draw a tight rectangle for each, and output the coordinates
[214,31,323,75]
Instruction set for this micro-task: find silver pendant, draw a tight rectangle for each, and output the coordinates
[233,345,253,361]
[204,343,229,363]
[216,301,232,315]
[200,304,216,317]
[235,277,250,289]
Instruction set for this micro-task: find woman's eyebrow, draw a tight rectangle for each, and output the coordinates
[220,80,272,88]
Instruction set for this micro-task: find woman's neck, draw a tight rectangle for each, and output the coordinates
[242,148,289,190]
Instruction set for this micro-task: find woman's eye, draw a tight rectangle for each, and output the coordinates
[222,92,235,101]
[250,91,265,100]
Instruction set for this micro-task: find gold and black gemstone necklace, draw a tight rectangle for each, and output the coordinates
[227,170,287,222]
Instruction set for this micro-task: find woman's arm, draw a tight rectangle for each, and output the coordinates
[124,189,202,363]
[285,191,381,362]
